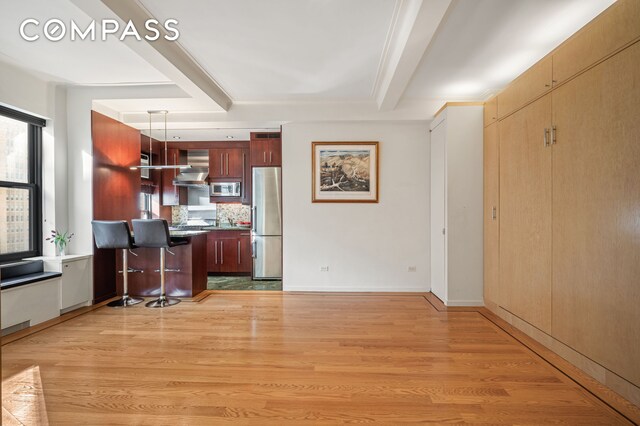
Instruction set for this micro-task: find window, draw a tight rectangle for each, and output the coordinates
[0,106,44,263]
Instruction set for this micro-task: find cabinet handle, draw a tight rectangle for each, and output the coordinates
[543,128,550,147]
[237,240,241,264]
[214,241,218,264]
[242,153,246,198]
[269,152,272,164]
[221,241,224,264]
[226,153,229,175]
[220,153,223,175]
[551,125,557,145]
[492,206,497,220]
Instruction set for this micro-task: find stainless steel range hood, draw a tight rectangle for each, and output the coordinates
[173,150,209,187]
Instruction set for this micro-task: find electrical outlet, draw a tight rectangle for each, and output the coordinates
[320,266,329,272]
[408,266,417,272]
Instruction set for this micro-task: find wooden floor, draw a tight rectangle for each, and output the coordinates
[1,293,634,425]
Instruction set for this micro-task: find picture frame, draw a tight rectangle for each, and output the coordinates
[311,141,379,203]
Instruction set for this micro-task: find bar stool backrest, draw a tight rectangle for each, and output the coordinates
[132,219,172,248]
[92,221,135,250]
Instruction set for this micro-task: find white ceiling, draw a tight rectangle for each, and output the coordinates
[0,0,620,119]
[0,0,170,85]
[139,0,397,101]
[405,0,616,100]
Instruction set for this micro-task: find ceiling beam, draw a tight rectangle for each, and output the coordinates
[70,0,232,111]
[373,0,453,111]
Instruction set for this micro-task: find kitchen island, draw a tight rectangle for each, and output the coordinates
[116,230,208,298]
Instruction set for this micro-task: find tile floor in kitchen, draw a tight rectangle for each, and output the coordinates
[207,276,282,291]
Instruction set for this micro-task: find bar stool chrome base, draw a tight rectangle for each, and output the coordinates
[145,295,181,308]
[108,295,144,308]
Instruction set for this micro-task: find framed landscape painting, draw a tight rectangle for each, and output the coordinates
[312,141,379,203]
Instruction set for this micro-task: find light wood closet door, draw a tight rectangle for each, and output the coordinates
[499,94,552,333]
[552,41,640,386]
[483,122,499,306]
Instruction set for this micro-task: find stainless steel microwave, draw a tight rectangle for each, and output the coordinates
[210,182,241,197]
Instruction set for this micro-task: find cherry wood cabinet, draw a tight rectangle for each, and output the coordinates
[240,149,251,205]
[250,132,281,167]
[209,148,243,179]
[207,231,252,274]
[209,148,251,205]
[161,148,187,206]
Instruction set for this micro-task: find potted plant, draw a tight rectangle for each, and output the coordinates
[46,229,74,257]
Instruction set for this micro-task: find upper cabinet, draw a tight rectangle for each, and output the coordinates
[161,148,187,206]
[483,97,497,127]
[497,56,552,119]
[552,0,640,85]
[250,132,281,167]
[209,148,244,179]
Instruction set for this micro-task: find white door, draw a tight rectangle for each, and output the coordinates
[430,121,447,302]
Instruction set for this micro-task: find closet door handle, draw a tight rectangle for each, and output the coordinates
[551,126,557,145]
[543,128,550,147]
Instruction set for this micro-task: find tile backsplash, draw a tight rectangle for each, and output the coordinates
[171,206,188,225]
[217,204,251,225]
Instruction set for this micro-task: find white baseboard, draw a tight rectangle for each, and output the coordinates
[283,284,429,293]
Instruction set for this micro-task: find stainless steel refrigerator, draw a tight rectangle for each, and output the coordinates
[252,167,282,279]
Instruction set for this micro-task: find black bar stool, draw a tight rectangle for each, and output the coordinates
[91,220,144,308]
[131,219,188,308]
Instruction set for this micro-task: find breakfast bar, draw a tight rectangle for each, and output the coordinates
[115,230,208,298]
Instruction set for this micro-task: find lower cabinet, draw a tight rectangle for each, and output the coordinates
[41,255,93,311]
[207,231,251,274]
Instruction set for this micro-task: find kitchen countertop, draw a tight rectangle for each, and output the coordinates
[201,226,252,232]
[169,230,210,237]
[168,227,251,237]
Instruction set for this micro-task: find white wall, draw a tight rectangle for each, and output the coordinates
[282,121,430,292]
[0,60,68,256]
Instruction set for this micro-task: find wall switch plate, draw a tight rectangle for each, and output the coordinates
[320,266,329,272]
[408,266,417,272]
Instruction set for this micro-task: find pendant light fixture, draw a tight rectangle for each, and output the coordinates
[130,110,192,171]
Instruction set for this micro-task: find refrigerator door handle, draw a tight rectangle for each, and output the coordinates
[252,206,257,232]
[252,241,257,258]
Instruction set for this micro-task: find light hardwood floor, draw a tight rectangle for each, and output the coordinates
[1,293,634,425]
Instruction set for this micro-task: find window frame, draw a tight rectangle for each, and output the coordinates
[0,106,44,263]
